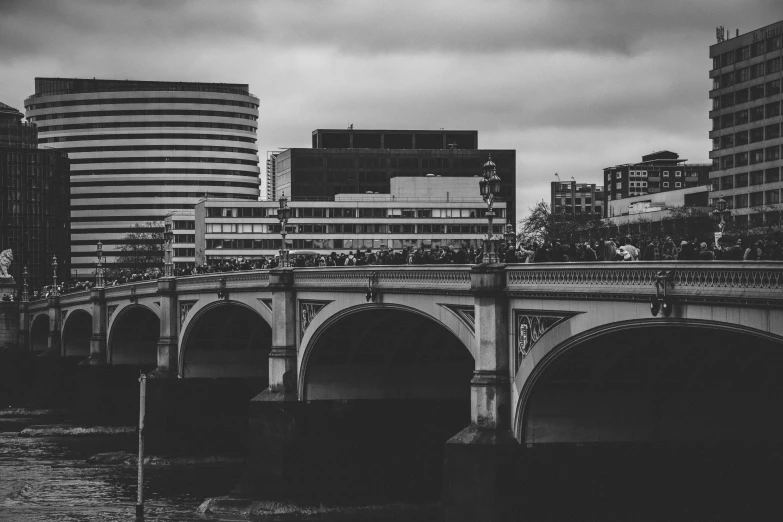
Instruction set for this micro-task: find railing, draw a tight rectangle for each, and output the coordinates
[175,270,270,293]
[505,262,783,303]
[294,265,472,292]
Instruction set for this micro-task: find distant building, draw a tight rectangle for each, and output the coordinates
[709,20,783,228]
[265,151,281,201]
[24,77,260,276]
[0,102,70,290]
[603,151,711,217]
[192,176,508,265]
[605,185,711,225]
[164,210,195,269]
[273,128,516,222]
[550,180,604,220]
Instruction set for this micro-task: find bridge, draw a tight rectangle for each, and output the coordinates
[20,263,783,520]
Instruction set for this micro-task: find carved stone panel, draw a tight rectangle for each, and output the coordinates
[514,310,582,369]
[180,301,197,328]
[299,300,331,340]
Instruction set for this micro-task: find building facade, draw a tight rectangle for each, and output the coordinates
[274,129,516,222]
[603,151,711,217]
[0,102,70,290]
[605,185,711,224]
[24,78,260,276]
[709,20,783,228]
[265,151,281,201]
[550,181,604,219]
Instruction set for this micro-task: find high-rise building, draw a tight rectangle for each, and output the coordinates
[0,102,70,290]
[24,78,260,276]
[273,128,516,222]
[602,151,711,217]
[550,180,604,220]
[265,151,281,201]
[709,21,783,228]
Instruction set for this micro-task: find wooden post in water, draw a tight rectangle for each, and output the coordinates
[136,373,146,519]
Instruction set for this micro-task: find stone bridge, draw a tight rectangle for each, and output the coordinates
[20,263,783,520]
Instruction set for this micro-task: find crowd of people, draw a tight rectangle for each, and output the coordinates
[21,233,783,299]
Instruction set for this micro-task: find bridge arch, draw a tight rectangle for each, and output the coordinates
[514,318,783,442]
[179,300,272,379]
[62,309,92,358]
[30,314,49,353]
[108,304,159,366]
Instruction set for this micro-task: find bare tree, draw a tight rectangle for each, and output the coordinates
[114,222,164,272]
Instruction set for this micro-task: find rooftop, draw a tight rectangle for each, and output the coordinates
[27,77,254,101]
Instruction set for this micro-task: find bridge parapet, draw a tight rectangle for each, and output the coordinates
[293,265,473,293]
[175,270,270,295]
[505,262,783,305]
[103,280,159,301]
[57,290,91,307]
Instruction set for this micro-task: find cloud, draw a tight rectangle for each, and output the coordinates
[0,0,779,225]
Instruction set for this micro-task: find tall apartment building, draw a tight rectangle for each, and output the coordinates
[265,151,281,201]
[274,128,517,222]
[24,78,260,276]
[709,20,783,228]
[0,102,70,289]
[602,151,711,217]
[550,180,604,220]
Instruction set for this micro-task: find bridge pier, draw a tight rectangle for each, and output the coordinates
[41,295,61,357]
[151,277,178,378]
[244,268,299,497]
[83,287,106,365]
[443,264,519,522]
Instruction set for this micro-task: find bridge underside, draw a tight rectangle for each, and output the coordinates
[519,324,783,519]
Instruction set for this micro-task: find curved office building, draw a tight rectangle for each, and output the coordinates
[24,78,260,275]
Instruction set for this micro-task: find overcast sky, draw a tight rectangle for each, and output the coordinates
[1,0,780,223]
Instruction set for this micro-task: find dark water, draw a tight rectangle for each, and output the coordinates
[0,431,239,521]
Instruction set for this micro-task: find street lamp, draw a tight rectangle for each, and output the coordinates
[504,220,516,249]
[711,196,731,247]
[479,154,503,264]
[51,255,59,297]
[96,240,104,287]
[21,265,29,302]
[277,192,292,267]
[163,225,173,277]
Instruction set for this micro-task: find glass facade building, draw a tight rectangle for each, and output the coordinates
[24,78,260,275]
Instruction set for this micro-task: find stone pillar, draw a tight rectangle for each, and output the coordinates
[83,287,106,365]
[243,267,301,498]
[257,267,297,401]
[442,264,519,522]
[150,277,178,378]
[17,301,29,351]
[42,295,61,357]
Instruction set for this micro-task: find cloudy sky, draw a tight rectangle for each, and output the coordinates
[1,0,780,222]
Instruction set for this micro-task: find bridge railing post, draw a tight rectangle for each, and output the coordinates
[264,268,297,399]
[443,263,519,522]
[150,278,178,378]
[83,287,107,365]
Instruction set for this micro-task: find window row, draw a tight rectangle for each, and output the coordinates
[61,145,256,155]
[718,145,782,169]
[37,122,256,132]
[71,168,258,178]
[27,97,258,110]
[713,167,781,190]
[72,191,254,200]
[72,179,259,189]
[206,206,505,219]
[712,78,781,108]
[713,35,783,69]
[206,236,502,252]
[69,156,258,166]
[714,123,782,149]
[39,133,256,144]
[206,223,506,235]
[30,110,257,122]
[713,101,782,129]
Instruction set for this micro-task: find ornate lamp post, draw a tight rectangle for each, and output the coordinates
[711,196,731,246]
[51,255,59,296]
[504,220,516,249]
[163,225,173,277]
[96,240,104,287]
[277,192,293,268]
[21,265,29,302]
[479,154,503,264]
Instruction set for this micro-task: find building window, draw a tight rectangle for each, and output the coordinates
[735,194,748,208]
[750,149,765,165]
[663,171,669,177]
[767,190,780,205]
[750,170,764,185]
[663,182,669,188]
[750,191,764,207]
[767,146,781,162]
[616,182,622,189]
[767,168,781,183]
[675,182,681,188]
[675,171,681,177]
[721,175,734,190]
[736,151,749,167]
[616,172,622,179]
